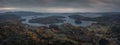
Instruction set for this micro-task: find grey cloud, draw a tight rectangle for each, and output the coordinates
[0,0,120,12]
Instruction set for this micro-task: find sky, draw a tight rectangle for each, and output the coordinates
[0,0,120,13]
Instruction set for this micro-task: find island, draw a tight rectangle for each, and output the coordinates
[29,16,66,24]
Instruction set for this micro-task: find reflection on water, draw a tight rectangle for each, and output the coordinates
[79,21,96,27]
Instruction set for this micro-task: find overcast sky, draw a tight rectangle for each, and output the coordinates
[0,0,120,13]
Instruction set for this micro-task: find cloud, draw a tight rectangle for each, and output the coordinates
[0,0,120,12]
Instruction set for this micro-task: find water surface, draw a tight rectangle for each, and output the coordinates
[21,14,101,27]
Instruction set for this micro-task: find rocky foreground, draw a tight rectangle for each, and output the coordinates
[0,19,120,45]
